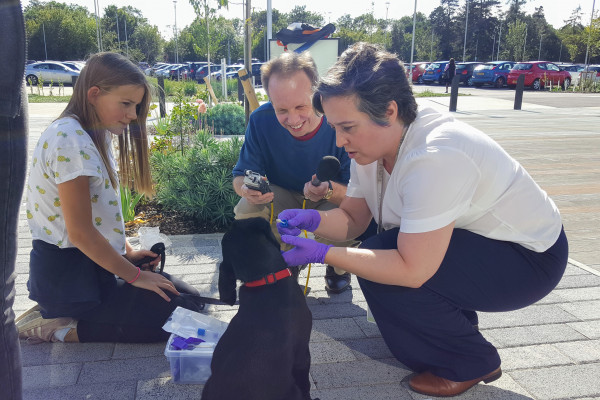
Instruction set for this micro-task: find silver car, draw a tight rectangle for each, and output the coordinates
[25,61,80,85]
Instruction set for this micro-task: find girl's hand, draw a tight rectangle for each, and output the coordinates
[131,270,180,301]
[125,249,161,271]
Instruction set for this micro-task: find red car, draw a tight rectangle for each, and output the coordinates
[507,61,572,90]
[405,62,429,84]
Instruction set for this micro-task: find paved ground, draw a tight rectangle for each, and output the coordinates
[13,90,600,399]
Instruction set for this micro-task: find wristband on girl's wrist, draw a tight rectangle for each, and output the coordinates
[127,267,141,284]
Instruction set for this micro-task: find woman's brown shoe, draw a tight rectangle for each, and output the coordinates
[409,366,502,397]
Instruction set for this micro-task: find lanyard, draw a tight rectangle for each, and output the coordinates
[376,125,409,234]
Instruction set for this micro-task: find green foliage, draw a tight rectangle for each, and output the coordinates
[151,130,243,231]
[206,103,245,135]
[120,185,144,222]
[183,80,198,96]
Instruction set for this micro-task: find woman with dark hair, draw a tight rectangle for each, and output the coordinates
[276,42,567,397]
[17,52,205,344]
[445,57,456,93]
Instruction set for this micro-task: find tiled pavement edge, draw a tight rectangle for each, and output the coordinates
[13,97,600,400]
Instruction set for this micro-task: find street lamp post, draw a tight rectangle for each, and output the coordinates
[463,0,469,61]
[584,0,596,69]
[174,0,179,65]
[409,0,417,78]
[385,1,390,47]
[42,23,48,60]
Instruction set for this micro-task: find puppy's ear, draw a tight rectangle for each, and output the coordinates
[218,259,237,306]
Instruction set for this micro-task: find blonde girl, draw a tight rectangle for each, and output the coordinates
[17,52,205,343]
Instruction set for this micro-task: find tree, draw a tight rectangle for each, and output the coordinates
[503,18,527,60]
[24,0,97,60]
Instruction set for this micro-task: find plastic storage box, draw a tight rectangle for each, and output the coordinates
[164,333,216,384]
[163,308,229,384]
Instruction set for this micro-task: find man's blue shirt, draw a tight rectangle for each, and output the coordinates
[233,102,350,193]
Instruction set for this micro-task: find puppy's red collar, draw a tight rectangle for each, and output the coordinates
[244,268,293,287]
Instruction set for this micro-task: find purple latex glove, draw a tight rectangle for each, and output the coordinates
[277,209,321,236]
[280,235,333,266]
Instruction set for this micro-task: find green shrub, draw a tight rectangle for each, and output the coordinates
[206,103,245,135]
[183,80,198,96]
[151,131,244,230]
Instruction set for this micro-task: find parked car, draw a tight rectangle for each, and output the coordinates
[211,64,244,81]
[455,62,482,86]
[471,61,515,88]
[61,61,85,71]
[507,61,571,90]
[405,62,429,84]
[557,64,585,86]
[195,64,222,82]
[25,61,80,85]
[169,64,191,80]
[580,65,600,84]
[187,62,206,79]
[422,61,449,85]
[155,64,176,78]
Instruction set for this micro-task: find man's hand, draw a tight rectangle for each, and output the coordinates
[241,184,275,205]
[303,174,329,202]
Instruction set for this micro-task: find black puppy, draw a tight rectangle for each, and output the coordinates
[201,217,314,400]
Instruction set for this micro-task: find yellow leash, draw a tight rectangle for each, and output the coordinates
[270,200,312,296]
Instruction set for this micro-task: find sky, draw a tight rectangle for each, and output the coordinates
[21,0,596,40]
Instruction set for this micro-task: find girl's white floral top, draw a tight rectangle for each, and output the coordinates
[26,117,126,254]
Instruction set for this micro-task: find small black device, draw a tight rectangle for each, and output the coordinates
[134,242,166,273]
[243,170,271,194]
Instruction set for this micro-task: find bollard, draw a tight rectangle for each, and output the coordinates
[71,75,78,87]
[449,75,461,112]
[514,74,525,110]
[157,76,166,118]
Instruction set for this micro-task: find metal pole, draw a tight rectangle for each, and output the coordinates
[430,26,434,62]
[116,14,120,50]
[174,1,179,64]
[491,31,496,61]
[463,0,469,61]
[267,0,272,60]
[124,17,128,58]
[409,0,417,78]
[385,1,390,48]
[523,26,527,61]
[497,24,501,60]
[538,33,542,60]
[93,0,101,52]
[584,0,596,69]
[42,23,48,60]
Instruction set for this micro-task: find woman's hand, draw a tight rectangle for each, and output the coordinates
[277,209,321,236]
[131,270,180,301]
[125,249,161,271]
[280,235,333,266]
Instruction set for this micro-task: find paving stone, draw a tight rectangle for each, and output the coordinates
[478,304,580,329]
[343,337,394,360]
[23,382,136,400]
[136,377,204,400]
[352,315,383,338]
[21,362,82,389]
[567,320,600,339]
[498,344,573,370]
[310,340,358,364]
[553,286,600,302]
[555,274,600,289]
[20,341,114,366]
[510,363,600,399]
[484,324,588,348]
[554,339,600,363]
[560,300,600,320]
[309,301,368,320]
[313,383,414,400]
[310,358,410,389]
[78,356,171,384]
[112,342,166,359]
[311,318,366,342]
